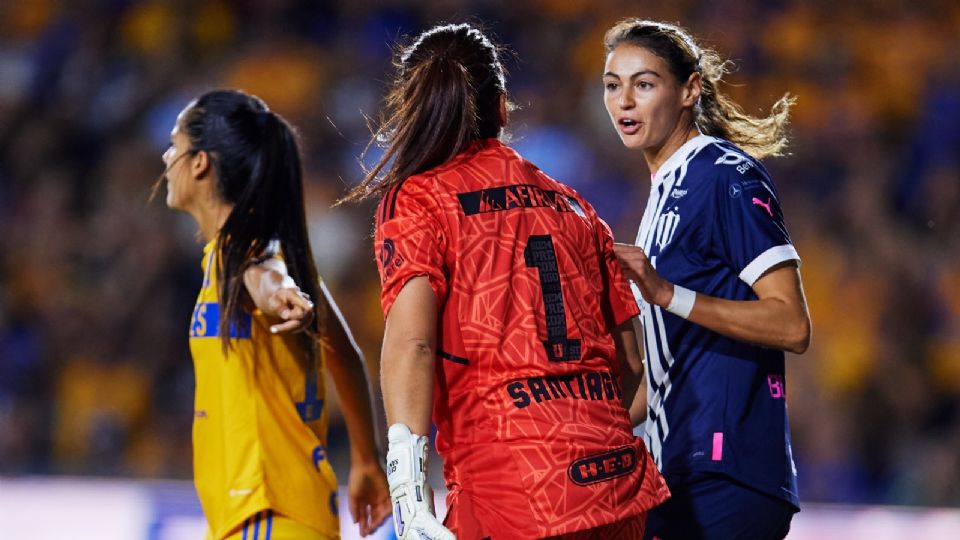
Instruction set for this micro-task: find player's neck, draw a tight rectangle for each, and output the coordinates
[644,123,700,179]
[192,200,235,243]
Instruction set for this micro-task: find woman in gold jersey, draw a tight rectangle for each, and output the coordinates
[157,89,390,539]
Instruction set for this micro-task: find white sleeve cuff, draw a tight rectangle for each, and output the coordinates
[739,244,801,286]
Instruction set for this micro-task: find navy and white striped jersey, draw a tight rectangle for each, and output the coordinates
[633,134,800,509]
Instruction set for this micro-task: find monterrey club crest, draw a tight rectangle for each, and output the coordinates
[656,208,680,250]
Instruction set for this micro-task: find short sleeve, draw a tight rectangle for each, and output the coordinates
[713,165,800,286]
[374,181,448,318]
[592,209,641,328]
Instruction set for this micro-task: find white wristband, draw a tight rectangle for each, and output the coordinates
[665,284,696,319]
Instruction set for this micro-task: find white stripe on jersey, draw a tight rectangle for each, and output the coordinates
[640,300,663,464]
[637,175,679,468]
[635,135,717,467]
[634,182,662,254]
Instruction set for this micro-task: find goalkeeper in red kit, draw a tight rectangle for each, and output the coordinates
[340,23,670,540]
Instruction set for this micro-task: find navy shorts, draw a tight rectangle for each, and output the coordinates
[644,473,796,540]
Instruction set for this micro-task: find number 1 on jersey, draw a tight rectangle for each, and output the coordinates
[524,234,581,362]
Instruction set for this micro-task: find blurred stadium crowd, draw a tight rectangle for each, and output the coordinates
[0,0,958,508]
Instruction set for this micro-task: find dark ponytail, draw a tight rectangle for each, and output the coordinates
[181,90,324,364]
[338,23,506,204]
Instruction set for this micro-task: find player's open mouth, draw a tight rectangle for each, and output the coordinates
[618,118,641,135]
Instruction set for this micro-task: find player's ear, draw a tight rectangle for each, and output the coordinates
[191,149,212,181]
[681,72,702,109]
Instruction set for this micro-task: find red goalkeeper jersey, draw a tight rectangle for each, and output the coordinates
[375,139,669,538]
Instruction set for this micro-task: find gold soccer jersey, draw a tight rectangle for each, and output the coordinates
[189,241,340,539]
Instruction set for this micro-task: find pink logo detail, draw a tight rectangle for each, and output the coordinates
[752,197,773,217]
[712,432,724,461]
[767,374,784,399]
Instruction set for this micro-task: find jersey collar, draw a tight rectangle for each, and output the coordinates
[651,133,717,188]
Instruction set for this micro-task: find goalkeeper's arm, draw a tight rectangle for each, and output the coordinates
[380,276,455,540]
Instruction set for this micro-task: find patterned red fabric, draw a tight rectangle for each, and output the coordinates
[375,139,669,538]
[545,512,646,540]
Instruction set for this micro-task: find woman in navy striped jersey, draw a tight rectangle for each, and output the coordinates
[601,19,812,540]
